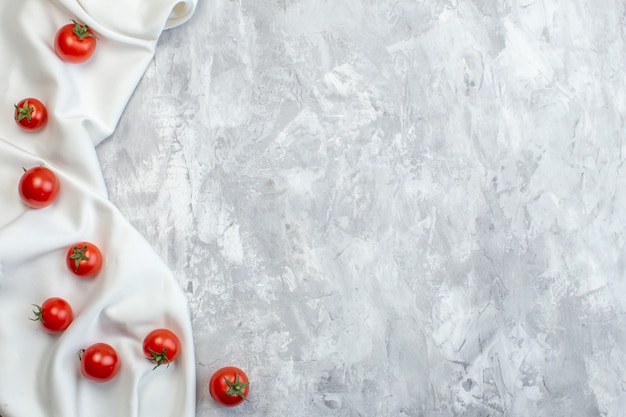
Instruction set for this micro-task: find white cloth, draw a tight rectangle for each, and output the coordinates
[0,1,197,416]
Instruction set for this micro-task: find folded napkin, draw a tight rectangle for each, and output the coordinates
[0,0,197,416]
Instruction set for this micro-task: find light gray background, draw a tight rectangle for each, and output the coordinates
[97,1,626,416]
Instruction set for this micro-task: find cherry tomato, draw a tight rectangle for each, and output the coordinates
[54,20,97,64]
[143,328,181,369]
[31,297,73,333]
[19,166,60,209]
[66,242,103,277]
[209,366,250,407]
[80,343,120,382]
[14,98,48,131]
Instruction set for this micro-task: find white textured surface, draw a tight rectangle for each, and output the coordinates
[98,1,626,416]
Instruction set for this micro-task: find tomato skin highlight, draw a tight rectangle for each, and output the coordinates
[80,343,120,383]
[143,328,181,369]
[209,367,250,407]
[32,297,73,333]
[54,20,97,64]
[19,166,60,208]
[14,98,47,131]
[66,242,103,277]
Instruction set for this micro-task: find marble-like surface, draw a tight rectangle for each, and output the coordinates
[97,1,626,415]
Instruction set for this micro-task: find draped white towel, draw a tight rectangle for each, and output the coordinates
[0,0,197,416]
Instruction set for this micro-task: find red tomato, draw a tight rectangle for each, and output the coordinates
[19,166,60,208]
[209,366,250,407]
[14,98,48,131]
[54,20,97,63]
[66,242,103,277]
[80,343,120,382]
[31,297,73,333]
[143,328,181,369]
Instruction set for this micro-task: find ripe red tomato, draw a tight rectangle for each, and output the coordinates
[209,366,250,407]
[31,297,73,333]
[19,166,60,209]
[66,242,103,277]
[143,328,181,369]
[54,20,97,64]
[14,98,48,131]
[80,343,120,382]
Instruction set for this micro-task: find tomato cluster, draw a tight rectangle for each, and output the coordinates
[30,239,182,382]
[15,15,252,406]
[18,18,182,387]
[14,21,95,133]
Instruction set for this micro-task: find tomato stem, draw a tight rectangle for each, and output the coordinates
[224,373,250,400]
[71,20,97,40]
[147,348,171,370]
[30,304,44,323]
[69,245,90,271]
[14,100,33,121]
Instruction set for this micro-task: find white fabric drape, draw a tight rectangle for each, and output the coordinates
[0,1,197,416]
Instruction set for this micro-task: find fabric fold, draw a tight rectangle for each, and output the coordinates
[0,1,197,416]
